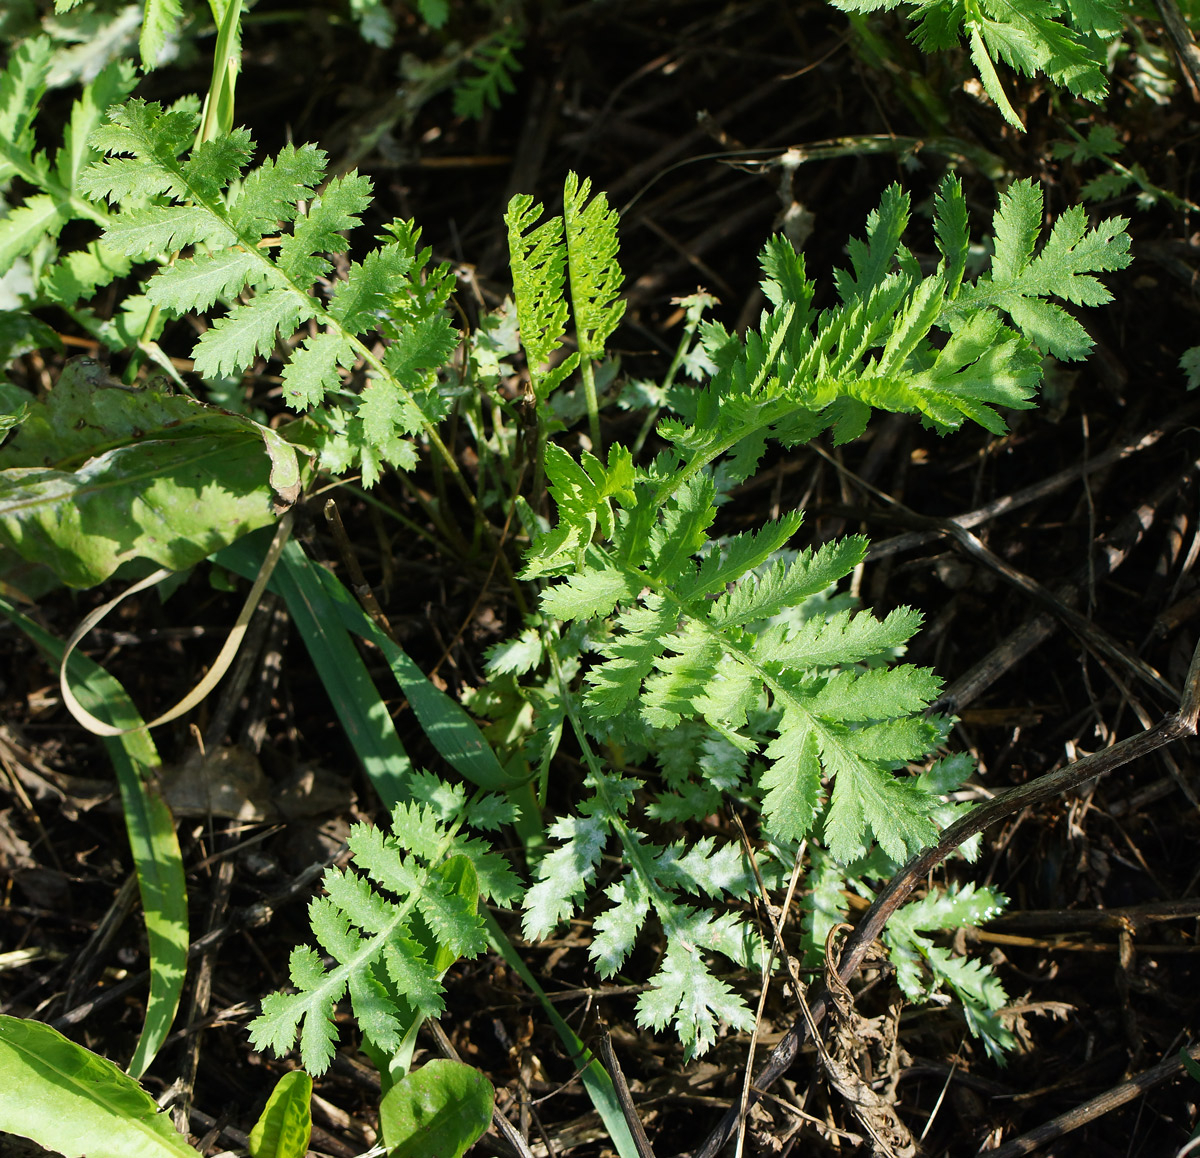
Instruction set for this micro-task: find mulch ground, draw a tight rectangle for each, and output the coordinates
[3,2,1200,1155]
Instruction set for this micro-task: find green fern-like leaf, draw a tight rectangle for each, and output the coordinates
[564,171,626,364]
[538,470,943,861]
[950,178,1131,360]
[658,172,1128,464]
[141,0,185,70]
[249,783,513,1075]
[829,0,1113,129]
[452,23,523,119]
[523,769,759,1059]
[81,98,461,486]
[0,41,135,279]
[504,193,579,399]
[502,167,1131,1061]
[0,36,54,187]
[886,882,1015,1060]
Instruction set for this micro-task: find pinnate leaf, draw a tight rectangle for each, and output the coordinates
[250,794,498,1075]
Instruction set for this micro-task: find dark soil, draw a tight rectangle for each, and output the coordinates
[3,2,1200,1156]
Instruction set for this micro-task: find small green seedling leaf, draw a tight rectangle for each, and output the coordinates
[0,1015,196,1158]
[248,1069,312,1158]
[379,1059,494,1158]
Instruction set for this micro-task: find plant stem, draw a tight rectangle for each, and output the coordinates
[580,357,602,456]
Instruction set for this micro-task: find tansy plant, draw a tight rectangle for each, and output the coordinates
[0,13,1132,1090]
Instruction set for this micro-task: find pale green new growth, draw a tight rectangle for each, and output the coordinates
[523,769,758,1059]
[504,170,625,456]
[888,882,1015,1059]
[81,99,459,485]
[249,781,518,1075]
[563,171,626,450]
[504,193,578,400]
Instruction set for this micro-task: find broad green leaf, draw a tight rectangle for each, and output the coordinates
[0,1016,195,1158]
[248,1070,312,1158]
[0,379,32,432]
[379,1060,493,1158]
[0,359,301,588]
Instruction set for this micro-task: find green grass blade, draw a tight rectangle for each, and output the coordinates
[301,546,546,855]
[483,912,640,1158]
[215,534,413,810]
[216,533,546,855]
[309,560,513,790]
[0,598,187,1080]
[217,533,522,794]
